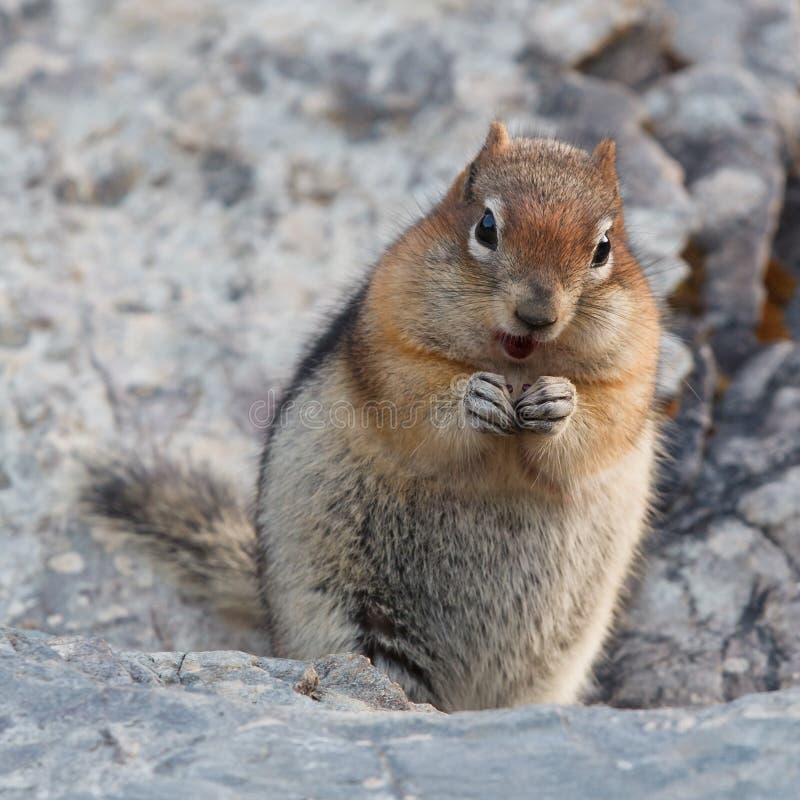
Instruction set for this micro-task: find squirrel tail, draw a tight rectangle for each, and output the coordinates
[80,454,262,626]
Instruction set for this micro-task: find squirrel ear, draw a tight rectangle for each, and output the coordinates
[449,121,511,203]
[483,120,511,155]
[593,139,619,196]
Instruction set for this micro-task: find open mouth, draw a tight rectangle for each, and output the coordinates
[496,331,537,360]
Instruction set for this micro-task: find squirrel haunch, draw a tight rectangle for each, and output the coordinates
[83,122,661,711]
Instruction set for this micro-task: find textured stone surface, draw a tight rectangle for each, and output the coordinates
[1,0,799,742]
[663,0,800,152]
[599,343,800,707]
[517,0,651,69]
[2,626,800,800]
[644,65,786,372]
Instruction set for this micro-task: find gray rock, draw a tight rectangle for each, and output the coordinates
[575,0,800,157]
[656,342,716,510]
[2,626,800,799]
[662,0,800,153]
[576,8,675,89]
[601,342,800,707]
[644,63,783,189]
[738,466,800,570]
[644,64,786,371]
[517,0,650,69]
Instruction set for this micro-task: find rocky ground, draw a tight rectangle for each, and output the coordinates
[3,626,800,799]
[1,0,799,787]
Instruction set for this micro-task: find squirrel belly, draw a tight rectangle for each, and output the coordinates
[258,364,657,711]
[83,121,661,711]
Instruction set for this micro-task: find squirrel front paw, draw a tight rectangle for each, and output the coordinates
[462,372,516,435]
[515,376,576,434]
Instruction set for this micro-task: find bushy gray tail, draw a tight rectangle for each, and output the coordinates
[80,455,261,626]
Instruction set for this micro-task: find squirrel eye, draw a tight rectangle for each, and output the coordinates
[475,209,497,250]
[591,233,611,267]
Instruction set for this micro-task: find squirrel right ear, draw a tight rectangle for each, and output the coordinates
[449,121,511,203]
[593,139,620,199]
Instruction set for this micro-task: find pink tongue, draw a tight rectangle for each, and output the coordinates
[503,336,534,359]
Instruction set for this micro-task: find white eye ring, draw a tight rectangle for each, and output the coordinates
[589,228,614,279]
[468,196,504,261]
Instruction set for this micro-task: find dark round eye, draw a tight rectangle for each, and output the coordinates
[591,233,611,267]
[475,209,497,250]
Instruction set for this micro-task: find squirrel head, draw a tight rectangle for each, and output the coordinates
[372,121,658,380]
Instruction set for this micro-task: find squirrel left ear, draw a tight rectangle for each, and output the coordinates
[483,120,511,156]
[593,139,620,198]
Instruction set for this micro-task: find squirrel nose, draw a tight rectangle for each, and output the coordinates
[515,301,557,331]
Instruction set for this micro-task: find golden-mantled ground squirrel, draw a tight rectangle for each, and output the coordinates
[83,122,661,711]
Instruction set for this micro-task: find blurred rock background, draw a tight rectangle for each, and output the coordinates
[0,0,798,709]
